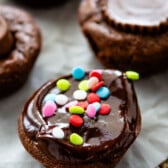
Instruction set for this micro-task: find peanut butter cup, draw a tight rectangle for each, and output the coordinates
[18,67,141,168]
[79,0,168,75]
[0,6,41,97]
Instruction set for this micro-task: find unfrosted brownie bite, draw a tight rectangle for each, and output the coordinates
[18,67,141,168]
[0,6,41,97]
[78,0,168,76]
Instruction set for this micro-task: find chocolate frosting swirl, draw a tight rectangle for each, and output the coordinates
[22,69,141,164]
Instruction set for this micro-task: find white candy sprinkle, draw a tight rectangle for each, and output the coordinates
[73,90,87,100]
[52,127,65,139]
[55,94,68,106]
[88,77,99,89]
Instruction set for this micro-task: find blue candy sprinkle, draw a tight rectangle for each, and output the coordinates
[92,102,101,112]
[72,67,85,80]
[43,93,57,103]
[96,87,110,99]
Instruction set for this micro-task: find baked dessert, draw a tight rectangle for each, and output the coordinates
[13,0,68,8]
[18,67,141,168]
[0,6,41,97]
[78,0,168,76]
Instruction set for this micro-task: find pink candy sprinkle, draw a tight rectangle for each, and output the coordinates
[42,101,57,118]
[88,77,99,89]
[86,104,97,118]
[64,100,78,109]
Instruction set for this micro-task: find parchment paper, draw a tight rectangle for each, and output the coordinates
[0,0,168,168]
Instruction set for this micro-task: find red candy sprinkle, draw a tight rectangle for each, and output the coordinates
[77,101,88,110]
[91,81,105,92]
[99,104,111,115]
[89,70,102,81]
[69,115,83,127]
[87,93,100,103]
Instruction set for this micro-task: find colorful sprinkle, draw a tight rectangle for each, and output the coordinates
[73,90,87,100]
[69,115,84,127]
[87,77,99,89]
[96,87,110,99]
[42,101,57,118]
[92,102,101,112]
[77,101,88,110]
[86,104,97,118]
[87,93,100,103]
[99,104,111,115]
[78,80,89,91]
[126,71,140,80]
[55,94,68,106]
[89,70,102,81]
[70,133,83,145]
[52,127,65,139]
[91,81,105,91]
[69,106,85,114]
[64,100,78,109]
[72,67,85,80]
[43,93,57,103]
[56,79,71,91]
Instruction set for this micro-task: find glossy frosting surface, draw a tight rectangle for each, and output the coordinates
[22,69,140,163]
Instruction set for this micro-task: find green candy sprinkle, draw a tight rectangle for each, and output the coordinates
[69,106,85,114]
[78,80,89,91]
[70,133,83,145]
[56,79,71,91]
[126,71,140,80]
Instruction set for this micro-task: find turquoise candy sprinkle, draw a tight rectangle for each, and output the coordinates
[72,67,85,80]
[126,71,140,80]
[96,87,110,99]
[92,102,101,112]
[43,93,57,103]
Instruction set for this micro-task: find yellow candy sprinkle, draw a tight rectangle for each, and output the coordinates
[78,80,89,91]
[126,71,140,80]
[70,133,83,145]
[69,106,85,114]
[56,79,71,91]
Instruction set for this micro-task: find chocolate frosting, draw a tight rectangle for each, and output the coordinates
[22,69,141,164]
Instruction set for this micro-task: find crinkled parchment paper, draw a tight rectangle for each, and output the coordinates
[0,0,168,167]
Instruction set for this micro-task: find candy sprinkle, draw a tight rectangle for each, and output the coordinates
[52,127,65,139]
[56,79,71,91]
[96,87,110,99]
[86,104,97,118]
[55,94,68,106]
[87,77,99,89]
[69,106,85,114]
[70,133,83,145]
[99,104,111,115]
[42,101,57,118]
[78,80,89,91]
[69,115,84,127]
[43,93,57,103]
[125,71,140,80]
[72,67,85,80]
[89,70,102,81]
[73,90,87,100]
[92,102,101,112]
[87,93,100,103]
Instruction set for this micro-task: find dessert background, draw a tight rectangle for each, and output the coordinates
[0,0,167,167]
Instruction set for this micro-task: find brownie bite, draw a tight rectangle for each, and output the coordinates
[78,0,168,76]
[0,6,41,97]
[18,67,141,168]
